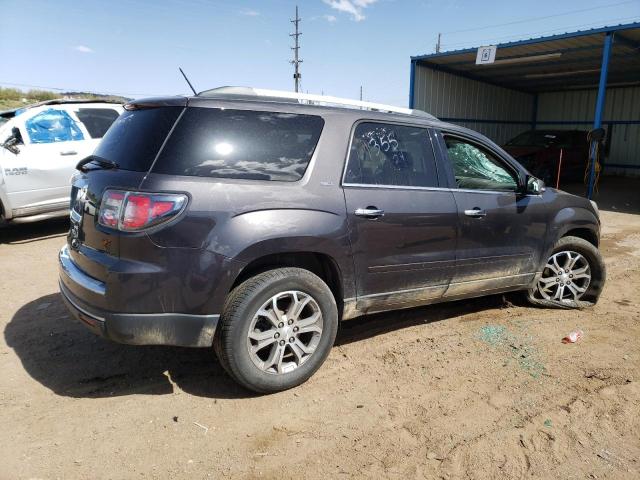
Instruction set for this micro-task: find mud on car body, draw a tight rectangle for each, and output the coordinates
[58,87,605,393]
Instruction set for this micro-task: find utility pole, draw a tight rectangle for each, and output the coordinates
[290,6,302,92]
[359,85,363,101]
[436,33,441,53]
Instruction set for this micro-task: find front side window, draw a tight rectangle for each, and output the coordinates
[153,108,324,181]
[344,122,437,187]
[74,108,121,138]
[25,108,84,144]
[444,136,518,191]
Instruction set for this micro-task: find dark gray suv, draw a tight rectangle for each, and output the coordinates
[59,87,605,393]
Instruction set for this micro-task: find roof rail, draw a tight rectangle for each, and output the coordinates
[197,86,436,119]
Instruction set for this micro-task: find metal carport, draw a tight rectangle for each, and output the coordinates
[409,22,640,198]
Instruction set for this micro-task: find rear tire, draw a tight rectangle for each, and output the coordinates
[526,235,606,308]
[214,267,338,393]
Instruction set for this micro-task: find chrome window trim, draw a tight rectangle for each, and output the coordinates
[341,182,451,192]
[341,182,517,196]
[340,119,441,189]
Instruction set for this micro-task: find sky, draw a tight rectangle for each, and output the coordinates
[1,0,639,106]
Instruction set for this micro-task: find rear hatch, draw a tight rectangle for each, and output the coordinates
[68,99,186,281]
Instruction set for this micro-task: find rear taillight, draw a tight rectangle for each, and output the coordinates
[98,189,187,231]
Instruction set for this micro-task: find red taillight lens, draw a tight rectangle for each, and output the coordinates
[122,194,151,229]
[98,189,187,231]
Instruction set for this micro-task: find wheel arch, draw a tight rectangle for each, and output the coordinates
[550,206,600,248]
[563,227,599,247]
[230,251,345,313]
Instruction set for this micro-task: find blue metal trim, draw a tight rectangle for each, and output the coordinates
[410,21,640,61]
[588,32,614,199]
[409,59,416,109]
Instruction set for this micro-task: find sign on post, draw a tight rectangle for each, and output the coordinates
[476,45,497,65]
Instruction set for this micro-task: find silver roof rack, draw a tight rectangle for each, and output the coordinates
[197,86,436,119]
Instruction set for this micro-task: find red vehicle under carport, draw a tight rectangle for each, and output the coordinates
[503,129,590,185]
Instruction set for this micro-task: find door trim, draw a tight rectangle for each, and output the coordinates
[368,258,456,274]
[341,272,535,320]
[444,272,534,297]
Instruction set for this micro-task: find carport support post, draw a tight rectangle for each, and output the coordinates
[588,32,614,199]
[409,59,416,109]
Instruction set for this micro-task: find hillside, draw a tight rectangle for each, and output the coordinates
[0,87,129,111]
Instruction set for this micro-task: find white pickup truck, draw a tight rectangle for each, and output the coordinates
[0,100,123,223]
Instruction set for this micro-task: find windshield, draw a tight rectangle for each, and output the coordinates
[506,130,572,148]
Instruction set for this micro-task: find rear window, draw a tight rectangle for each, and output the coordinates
[152,107,324,181]
[75,108,120,138]
[93,107,181,172]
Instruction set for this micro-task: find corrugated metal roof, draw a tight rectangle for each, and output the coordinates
[412,22,640,93]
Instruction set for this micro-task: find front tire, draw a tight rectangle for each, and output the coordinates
[214,267,338,393]
[527,235,606,308]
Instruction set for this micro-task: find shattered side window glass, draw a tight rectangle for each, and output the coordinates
[444,137,517,191]
[25,108,84,144]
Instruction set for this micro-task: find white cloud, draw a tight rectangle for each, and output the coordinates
[240,9,260,16]
[73,45,94,53]
[322,0,377,22]
[323,14,337,23]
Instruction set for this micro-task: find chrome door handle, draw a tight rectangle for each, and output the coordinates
[355,207,385,219]
[464,208,487,218]
[60,150,78,156]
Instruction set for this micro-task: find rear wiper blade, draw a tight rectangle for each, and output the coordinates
[76,155,119,172]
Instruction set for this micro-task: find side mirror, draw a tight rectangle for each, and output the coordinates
[1,127,22,155]
[525,175,545,195]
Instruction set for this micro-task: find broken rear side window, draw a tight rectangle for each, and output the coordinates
[152,108,324,181]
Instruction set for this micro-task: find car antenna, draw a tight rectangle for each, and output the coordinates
[179,67,197,95]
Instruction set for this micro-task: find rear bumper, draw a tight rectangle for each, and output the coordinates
[58,245,219,347]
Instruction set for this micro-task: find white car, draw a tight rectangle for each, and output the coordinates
[0,100,123,223]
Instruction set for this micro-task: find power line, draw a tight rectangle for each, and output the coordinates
[442,0,637,35]
[290,5,303,93]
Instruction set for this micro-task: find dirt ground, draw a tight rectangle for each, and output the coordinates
[1,187,639,479]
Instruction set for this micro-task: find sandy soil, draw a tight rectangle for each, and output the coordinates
[1,207,638,480]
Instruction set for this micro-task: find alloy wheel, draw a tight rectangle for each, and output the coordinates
[537,250,591,302]
[246,291,323,374]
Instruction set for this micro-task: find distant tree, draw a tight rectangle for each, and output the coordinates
[28,89,60,101]
[0,88,24,101]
